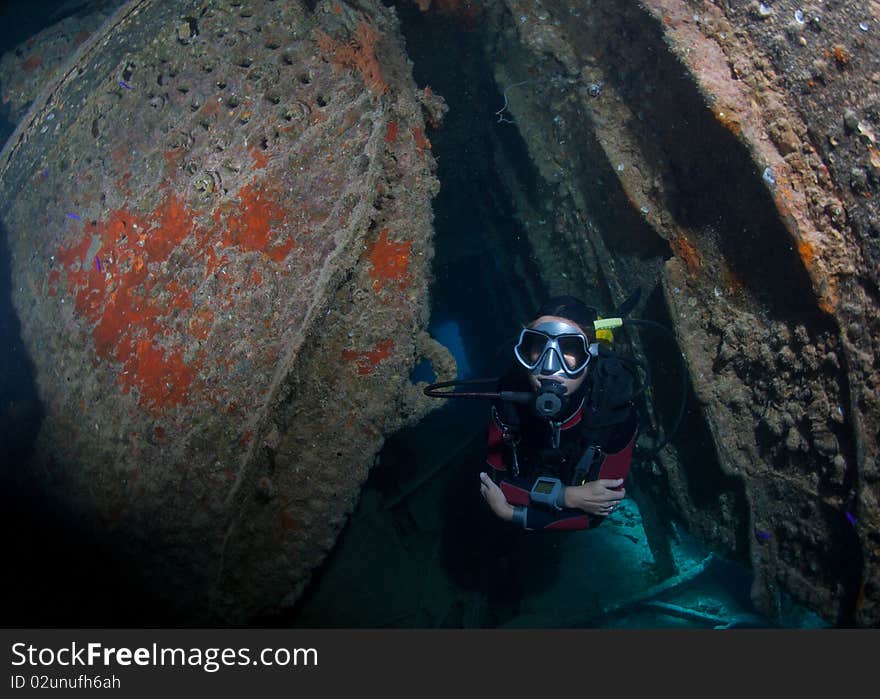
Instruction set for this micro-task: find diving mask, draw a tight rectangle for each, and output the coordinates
[514,320,596,378]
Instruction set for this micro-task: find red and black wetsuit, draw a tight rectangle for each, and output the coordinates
[485,358,638,531]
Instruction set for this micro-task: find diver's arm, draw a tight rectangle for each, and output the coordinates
[563,415,636,516]
[562,479,625,515]
[480,472,604,530]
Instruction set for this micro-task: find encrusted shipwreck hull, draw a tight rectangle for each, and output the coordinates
[488,0,878,625]
[0,0,452,623]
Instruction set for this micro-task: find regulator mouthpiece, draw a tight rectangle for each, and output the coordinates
[534,380,568,419]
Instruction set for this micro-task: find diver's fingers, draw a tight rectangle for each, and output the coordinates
[597,478,624,488]
[479,472,496,488]
[599,488,625,503]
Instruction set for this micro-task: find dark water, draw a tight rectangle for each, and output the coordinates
[0,0,826,628]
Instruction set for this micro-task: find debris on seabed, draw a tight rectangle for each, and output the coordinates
[795,10,805,25]
[762,167,776,186]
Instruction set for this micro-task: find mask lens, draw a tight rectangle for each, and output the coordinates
[558,335,588,372]
[517,330,550,367]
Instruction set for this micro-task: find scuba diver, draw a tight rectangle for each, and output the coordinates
[479,295,638,531]
[425,292,685,533]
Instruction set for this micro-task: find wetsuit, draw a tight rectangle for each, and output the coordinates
[485,353,638,531]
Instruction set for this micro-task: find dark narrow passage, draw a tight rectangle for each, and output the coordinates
[285,2,558,628]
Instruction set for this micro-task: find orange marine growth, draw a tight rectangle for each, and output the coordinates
[368,228,412,290]
[54,195,202,412]
[218,182,295,263]
[412,127,431,152]
[342,339,395,375]
[249,146,270,170]
[316,20,388,95]
[669,235,701,274]
[385,121,399,143]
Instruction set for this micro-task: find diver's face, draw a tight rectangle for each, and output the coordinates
[525,315,589,395]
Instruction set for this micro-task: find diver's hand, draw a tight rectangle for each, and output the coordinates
[479,472,514,522]
[563,479,625,516]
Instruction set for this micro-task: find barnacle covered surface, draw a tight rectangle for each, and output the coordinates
[481,0,878,625]
[0,0,451,622]
[3,0,879,628]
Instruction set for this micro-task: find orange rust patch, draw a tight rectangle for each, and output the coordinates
[218,182,295,262]
[73,30,91,46]
[188,308,215,340]
[368,228,412,290]
[316,20,388,95]
[280,510,297,529]
[832,44,850,68]
[797,239,816,269]
[154,425,167,443]
[239,431,253,447]
[249,146,270,170]
[669,235,701,274]
[54,196,200,412]
[818,292,836,315]
[130,338,196,408]
[412,127,431,152]
[385,120,399,143]
[51,174,303,415]
[715,108,742,136]
[23,55,42,72]
[342,339,394,375]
